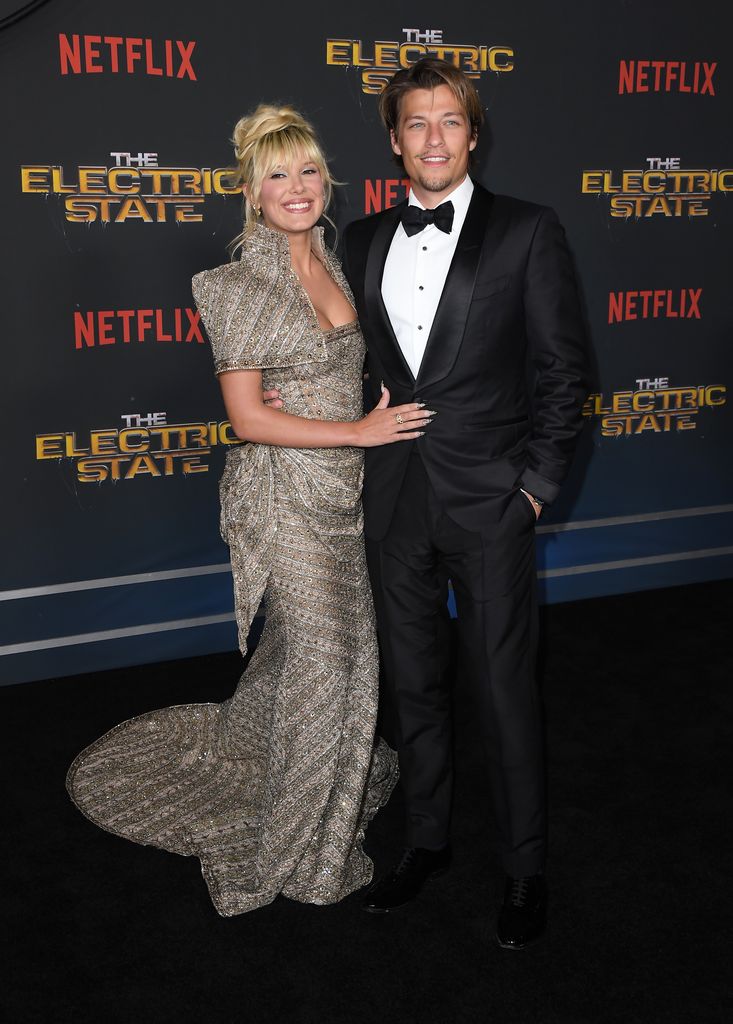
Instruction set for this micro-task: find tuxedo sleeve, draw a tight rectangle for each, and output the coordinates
[520,208,589,505]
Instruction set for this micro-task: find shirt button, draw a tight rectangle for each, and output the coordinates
[422,246,428,251]
[418,285,424,290]
[417,325,423,331]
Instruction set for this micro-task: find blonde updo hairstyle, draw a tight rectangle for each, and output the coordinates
[230,104,337,254]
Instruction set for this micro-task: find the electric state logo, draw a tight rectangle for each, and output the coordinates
[327,27,514,94]
[21,151,238,225]
[583,378,726,437]
[581,157,733,217]
[36,412,240,483]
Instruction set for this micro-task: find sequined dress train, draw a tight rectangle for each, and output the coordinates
[66,224,399,916]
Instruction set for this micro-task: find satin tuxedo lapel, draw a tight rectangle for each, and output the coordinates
[364,200,415,386]
[415,186,494,391]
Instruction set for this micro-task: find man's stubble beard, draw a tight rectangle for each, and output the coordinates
[415,172,454,193]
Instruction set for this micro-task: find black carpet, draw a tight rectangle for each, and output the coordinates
[3,580,731,1024]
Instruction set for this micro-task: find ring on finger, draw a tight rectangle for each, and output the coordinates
[395,413,404,425]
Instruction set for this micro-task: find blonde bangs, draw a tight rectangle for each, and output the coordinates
[254,128,326,179]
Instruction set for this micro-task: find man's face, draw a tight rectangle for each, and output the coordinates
[390,83,477,207]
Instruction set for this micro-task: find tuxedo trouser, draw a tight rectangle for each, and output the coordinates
[365,449,545,878]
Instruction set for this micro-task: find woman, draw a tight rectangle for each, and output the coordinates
[66,106,432,916]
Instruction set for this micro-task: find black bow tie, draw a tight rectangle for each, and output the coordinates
[400,200,455,237]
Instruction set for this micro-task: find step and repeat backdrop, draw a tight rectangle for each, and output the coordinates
[1,1,731,683]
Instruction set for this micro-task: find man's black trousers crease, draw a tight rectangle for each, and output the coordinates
[365,449,546,878]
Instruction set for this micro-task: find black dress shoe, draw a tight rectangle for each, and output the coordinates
[361,846,451,914]
[495,874,547,949]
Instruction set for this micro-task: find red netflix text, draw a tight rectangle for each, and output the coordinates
[59,34,197,80]
[618,60,716,95]
[74,308,204,349]
[364,178,411,214]
[608,288,702,324]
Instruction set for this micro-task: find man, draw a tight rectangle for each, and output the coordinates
[340,58,589,949]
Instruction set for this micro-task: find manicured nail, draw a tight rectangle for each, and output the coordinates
[417,402,426,407]
[380,380,385,393]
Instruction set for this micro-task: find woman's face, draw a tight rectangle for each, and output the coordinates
[252,152,324,236]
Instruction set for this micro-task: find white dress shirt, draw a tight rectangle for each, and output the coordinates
[381,175,474,378]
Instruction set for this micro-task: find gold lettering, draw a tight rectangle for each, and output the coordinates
[51,166,76,194]
[325,40,351,65]
[219,421,240,445]
[351,40,372,66]
[374,42,399,68]
[632,391,656,412]
[118,428,149,452]
[182,456,208,474]
[705,385,727,406]
[641,171,666,193]
[488,46,514,71]
[676,415,697,430]
[175,203,203,223]
[185,425,209,448]
[125,454,161,478]
[64,432,89,456]
[581,171,604,194]
[21,166,50,193]
[621,171,643,192]
[399,44,426,68]
[600,416,629,438]
[687,198,709,216]
[64,198,98,222]
[212,168,238,195]
[611,391,633,413]
[116,197,153,222]
[635,414,662,433]
[644,195,673,217]
[76,458,109,483]
[90,430,118,455]
[78,167,107,194]
[107,167,140,193]
[360,69,392,94]
[36,435,64,459]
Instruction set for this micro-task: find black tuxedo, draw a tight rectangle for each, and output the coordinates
[342,182,589,875]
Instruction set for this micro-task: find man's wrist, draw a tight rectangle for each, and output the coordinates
[520,489,544,516]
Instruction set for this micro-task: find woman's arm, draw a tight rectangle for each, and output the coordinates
[219,369,432,448]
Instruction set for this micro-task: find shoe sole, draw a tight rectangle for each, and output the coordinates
[361,867,449,914]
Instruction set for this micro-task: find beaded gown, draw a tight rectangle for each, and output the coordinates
[66,223,398,916]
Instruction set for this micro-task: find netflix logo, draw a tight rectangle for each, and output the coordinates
[364,177,410,214]
[608,288,702,324]
[74,308,205,350]
[59,34,196,80]
[618,60,716,95]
